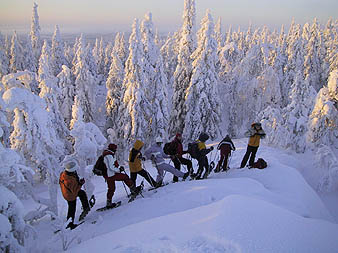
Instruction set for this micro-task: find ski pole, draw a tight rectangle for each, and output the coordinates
[120,167,131,197]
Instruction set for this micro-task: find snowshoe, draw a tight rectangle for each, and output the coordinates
[96,201,122,212]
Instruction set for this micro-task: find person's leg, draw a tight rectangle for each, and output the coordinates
[179,157,193,174]
[78,189,89,210]
[138,169,157,188]
[202,156,210,178]
[105,176,116,202]
[216,154,225,172]
[248,146,258,166]
[196,159,204,178]
[156,165,164,183]
[130,172,137,186]
[240,146,252,168]
[67,200,76,222]
[113,173,134,188]
[172,156,181,182]
[159,163,186,178]
[222,152,230,171]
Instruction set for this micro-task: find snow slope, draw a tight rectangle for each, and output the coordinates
[33,139,338,252]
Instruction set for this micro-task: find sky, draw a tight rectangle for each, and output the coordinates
[0,0,337,34]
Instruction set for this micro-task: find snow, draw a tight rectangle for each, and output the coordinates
[30,139,338,252]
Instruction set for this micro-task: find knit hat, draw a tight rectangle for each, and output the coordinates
[175,133,182,139]
[108,143,117,152]
[65,161,77,172]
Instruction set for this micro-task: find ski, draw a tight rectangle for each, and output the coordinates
[96,201,122,212]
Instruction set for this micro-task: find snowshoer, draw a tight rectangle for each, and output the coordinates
[214,135,236,172]
[59,161,91,229]
[192,132,213,179]
[145,137,189,184]
[169,133,193,182]
[240,123,266,168]
[102,144,142,207]
[129,140,159,188]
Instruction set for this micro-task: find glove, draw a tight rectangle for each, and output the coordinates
[119,166,125,172]
[210,146,214,151]
[114,160,119,168]
[79,178,85,185]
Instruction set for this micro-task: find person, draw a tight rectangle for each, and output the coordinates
[102,143,141,207]
[145,137,189,185]
[214,135,236,173]
[169,133,193,182]
[240,123,266,168]
[59,161,90,229]
[193,132,214,179]
[129,140,159,188]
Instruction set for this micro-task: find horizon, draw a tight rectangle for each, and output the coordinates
[0,0,337,35]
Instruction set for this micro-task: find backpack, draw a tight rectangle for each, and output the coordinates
[92,155,107,176]
[187,142,200,159]
[252,158,267,169]
[163,142,177,156]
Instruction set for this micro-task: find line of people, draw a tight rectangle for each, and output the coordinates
[59,123,265,228]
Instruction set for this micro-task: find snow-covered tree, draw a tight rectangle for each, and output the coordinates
[3,86,64,219]
[57,65,75,126]
[119,19,152,152]
[92,37,104,76]
[51,25,66,76]
[22,35,37,73]
[283,70,317,152]
[73,35,95,122]
[183,10,221,141]
[38,40,70,152]
[304,19,325,91]
[307,69,338,148]
[141,12,169,140]
[30,2,42,71]
[66,96,106,197]
[105,50,124,136]
[160,31,180,96]
[169,0,196,137]
[112,32,128,68]
[0,41,9,78]
[9,32,25,73]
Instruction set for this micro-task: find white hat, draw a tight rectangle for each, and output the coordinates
[65,161,77,172]
[155,137,163,143]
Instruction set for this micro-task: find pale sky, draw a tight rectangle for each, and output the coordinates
[0,0,337,34]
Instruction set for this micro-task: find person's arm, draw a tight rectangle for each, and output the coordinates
[104,155,120,174]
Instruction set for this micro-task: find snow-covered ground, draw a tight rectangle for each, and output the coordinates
[29,139,338,252]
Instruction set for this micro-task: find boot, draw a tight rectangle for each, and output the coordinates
[106,199,114,208]
[155,180,163,188]
[79,206,90,221]
[183,172,189,181]
[130,185,142,197]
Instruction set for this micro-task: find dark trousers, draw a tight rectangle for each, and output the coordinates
[196,156,209,178]
[217,152,230,171]
[172,156,193,182]
[104,173,134,201]
[67,189,89,222]
[130,169,157,187]
[240,145,258,168]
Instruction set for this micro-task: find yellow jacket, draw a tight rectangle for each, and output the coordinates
[128,140,144,173]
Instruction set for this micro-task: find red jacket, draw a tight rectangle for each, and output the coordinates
[171,137,183,157]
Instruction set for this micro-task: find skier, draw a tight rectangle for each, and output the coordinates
[129,140,159,188]
[240,122,266,168]
[214,135,236,173]
[102,144,142,207]
[145,137,189,185]
[169,133,193,182]
[59,161,91,229]
[192,132,214,179]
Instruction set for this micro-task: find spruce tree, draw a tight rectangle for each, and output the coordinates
[183,10,221,141]
[169,0,196,137]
